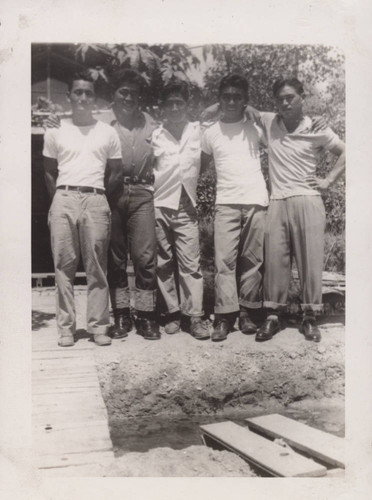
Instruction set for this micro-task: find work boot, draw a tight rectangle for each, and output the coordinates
[136,316,161,340]
[190,317,210,340]
[111,312,133,339]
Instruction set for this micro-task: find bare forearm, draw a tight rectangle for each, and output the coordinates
[325,151,345,187]
[44,172,57,200]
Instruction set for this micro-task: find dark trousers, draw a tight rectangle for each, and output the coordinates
[107,184,157,312]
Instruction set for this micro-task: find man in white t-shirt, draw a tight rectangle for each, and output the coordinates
[152,81,209,340]
[43,73,123,347]
[253,78,345,342]
[201,74,269,341]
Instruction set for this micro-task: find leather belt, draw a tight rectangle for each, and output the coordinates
[57,185,105,194]
[123,174,154,185]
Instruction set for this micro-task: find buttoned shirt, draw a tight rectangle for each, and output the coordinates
[152,121,201,210]
[99,110,159,183]
[259,112,343,199]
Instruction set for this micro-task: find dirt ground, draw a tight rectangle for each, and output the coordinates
[33,287,345,477]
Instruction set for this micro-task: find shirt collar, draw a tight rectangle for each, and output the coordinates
[276,114,312,134]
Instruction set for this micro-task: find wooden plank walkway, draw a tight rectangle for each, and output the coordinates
[200,421,327,477]
[246,414,345,469]
[32,324,114,475]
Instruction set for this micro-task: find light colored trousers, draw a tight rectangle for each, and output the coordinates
[214,204,266,314]
[48,190,111,336]
[263,195,326,313]
[155,195,204,317]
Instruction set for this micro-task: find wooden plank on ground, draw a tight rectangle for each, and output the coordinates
[246,414,344,469]
[200,421,326,477]
[34,425,112,456]
[35,450,114,470]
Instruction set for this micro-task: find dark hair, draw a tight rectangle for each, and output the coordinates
[110,68,148,97]
[161,80,190,103]
[218,73,249,97]
[272,78,305,97]
[67,71,95,91]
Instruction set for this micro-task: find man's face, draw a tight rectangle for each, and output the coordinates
[219,85,247,122]
[275,85,304,120]
[67,80,96,113]
[162,93,188,124]
[113,82,141,115]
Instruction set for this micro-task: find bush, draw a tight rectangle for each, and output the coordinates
[324,231,345,273]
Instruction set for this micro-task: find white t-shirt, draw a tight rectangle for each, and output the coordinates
[260,112,343,199]
[152,121,201,210]
[201,118,269,206]
[43,119,122,190]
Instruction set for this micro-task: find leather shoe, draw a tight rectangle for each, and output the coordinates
[111,315,133,339]
[190,317,210,340]
[255,318,281,342]
[239,316,258,334]
[212,318,230,342]
[136,318,161,340]
[300,318,321,342]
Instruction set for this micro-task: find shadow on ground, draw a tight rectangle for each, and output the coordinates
[75,329,92,342]
[32,310,55,331]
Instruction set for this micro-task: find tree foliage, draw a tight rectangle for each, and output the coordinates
[73,43,200,108]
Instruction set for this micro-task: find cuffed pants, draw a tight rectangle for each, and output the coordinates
[107,184,157,312]
[48,190,111,336]
[155,193,203,317]
[214,204,266,314]
[263,195,326,314]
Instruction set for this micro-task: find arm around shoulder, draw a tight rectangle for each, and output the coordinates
[105,158,124,201]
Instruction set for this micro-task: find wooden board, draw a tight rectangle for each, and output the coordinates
[246,414,345,469]
[35,450,114,470]
[32,320,114,473]
[200,421,327,477]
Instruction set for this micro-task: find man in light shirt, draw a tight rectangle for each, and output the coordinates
[43,72,123,347]
[201,74,269,342]
[152,81,210,340]
[253,78,345,342]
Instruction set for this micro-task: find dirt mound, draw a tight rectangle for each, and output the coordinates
[103,445,255,477]
[95,320,344,421]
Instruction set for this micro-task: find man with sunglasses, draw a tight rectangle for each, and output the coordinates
[201,74,269,341]
[151,81,210,339]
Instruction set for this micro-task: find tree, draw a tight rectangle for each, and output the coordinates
[73,43,201,108]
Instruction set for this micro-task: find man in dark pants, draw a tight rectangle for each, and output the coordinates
[107,69,160,340]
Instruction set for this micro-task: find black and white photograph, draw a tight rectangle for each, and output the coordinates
[30,41,346,478]
[1,0,372,499]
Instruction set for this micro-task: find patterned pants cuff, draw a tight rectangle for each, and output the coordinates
[134,288,157,312]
